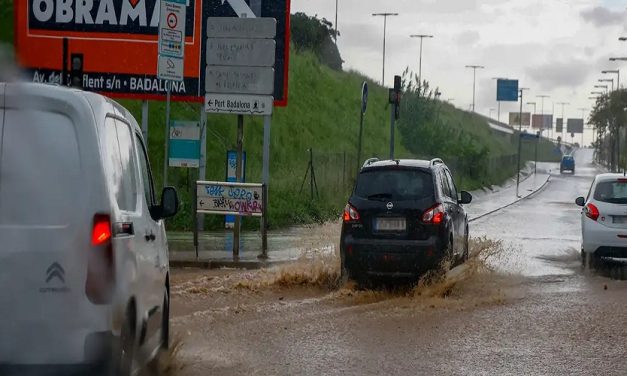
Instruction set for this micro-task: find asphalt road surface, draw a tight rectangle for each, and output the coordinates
[168,149,627,376]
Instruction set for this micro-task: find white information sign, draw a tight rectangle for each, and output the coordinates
[197,181,264,217]
[205,93,273,115]
[158,55,184,82]
[157,0,186,82]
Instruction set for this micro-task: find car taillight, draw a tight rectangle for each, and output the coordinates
[585,203,600,221]
[343,204,360,222]
[92,214,112,246]
[86,214,115,305]
[422,204,445,225]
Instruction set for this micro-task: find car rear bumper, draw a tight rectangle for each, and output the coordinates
[342,236,444,277]
[583,219,627,255]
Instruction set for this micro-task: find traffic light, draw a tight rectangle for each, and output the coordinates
[393,75,402,120]
[70,53,83,89]
[394,75,402,94]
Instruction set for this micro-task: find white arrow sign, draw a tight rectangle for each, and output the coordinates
[222,0,257,18]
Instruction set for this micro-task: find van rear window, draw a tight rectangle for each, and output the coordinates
[0,109,81,225]
[355,168,434,201]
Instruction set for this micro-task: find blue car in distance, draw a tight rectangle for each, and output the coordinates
[560,155,575,174]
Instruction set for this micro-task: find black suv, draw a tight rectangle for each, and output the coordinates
[340,158,472,282]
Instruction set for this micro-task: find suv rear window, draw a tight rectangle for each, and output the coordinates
[594,180,627,204]
[355,168,434,201]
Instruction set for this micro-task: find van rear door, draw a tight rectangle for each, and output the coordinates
[0,85,109,364]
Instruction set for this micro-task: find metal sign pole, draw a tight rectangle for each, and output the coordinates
[516,89,523,198]
[193,181,199,260]
[259,114,271,259]
[164,82,171,188]
[233,114,244,260]
[141,100,149,147]
[390,101,396,159]
[198,107,207,233]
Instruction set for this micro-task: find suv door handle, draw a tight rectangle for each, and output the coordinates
[145,232,156,242]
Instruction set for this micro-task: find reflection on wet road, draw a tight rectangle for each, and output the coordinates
[170,149,627,376]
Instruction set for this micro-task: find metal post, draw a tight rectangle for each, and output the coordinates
[516,89,524,198]
[357,107,365,173]
[534,136,538,175]
[62,38,68,86]
[141,100,149,147]
[233,115,244,259]
[309,148,314,200]
[197,108,207,232]
[497,101,501,122]
[259,115,271,260]
[472,68,476,112]
[390,101,396,159]
[418,37,423,92]
[163,82,171,188]
[193,181,199,260]
[334,0,338,43]
[382,16,387,86]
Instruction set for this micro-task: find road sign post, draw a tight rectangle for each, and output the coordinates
[202,13,281,261]
[357,81,368,174]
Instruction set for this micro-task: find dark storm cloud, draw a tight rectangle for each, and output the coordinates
[581,7,624,27]
[526,61,593,90]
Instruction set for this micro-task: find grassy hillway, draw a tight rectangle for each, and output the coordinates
[0,4,560,231]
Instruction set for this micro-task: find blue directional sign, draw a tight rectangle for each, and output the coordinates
[497,79,519,102]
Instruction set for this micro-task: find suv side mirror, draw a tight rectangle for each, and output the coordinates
[575,197,585,207]
[152,187,179,220]
[459,191,473,205]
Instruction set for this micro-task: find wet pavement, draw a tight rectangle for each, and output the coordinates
[168,149,627,376]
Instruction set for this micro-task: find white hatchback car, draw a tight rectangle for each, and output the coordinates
[0,83,178,375]
[577,173,627,267]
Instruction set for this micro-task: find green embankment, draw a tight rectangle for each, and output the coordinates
[0,4,560,231]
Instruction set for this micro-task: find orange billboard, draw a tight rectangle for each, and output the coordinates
[14,0,204,101]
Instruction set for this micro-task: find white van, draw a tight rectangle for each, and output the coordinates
[0,83,179,375]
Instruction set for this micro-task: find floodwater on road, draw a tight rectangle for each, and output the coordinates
[167,149,627,376]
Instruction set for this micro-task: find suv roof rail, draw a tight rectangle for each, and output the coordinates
[362,158,380,168]
[430,158,444,166]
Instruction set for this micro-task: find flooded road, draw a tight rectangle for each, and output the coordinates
[168,149,627,375]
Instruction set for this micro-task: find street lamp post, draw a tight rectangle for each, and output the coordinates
[537,95,550,135]
[578,107,587,147]
[595,84,609,94]
[410,34,433,93]
[602,69,620,90]
[334,0,339,43]
[599,79,614,92]
[516,87,530,198]
[372,12,399,86]
[556,102,569,139]
[489,108,496,119]
[466,65,485,112]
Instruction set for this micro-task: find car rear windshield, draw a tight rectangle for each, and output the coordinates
[594,180,627,204]
[354,168,434,201]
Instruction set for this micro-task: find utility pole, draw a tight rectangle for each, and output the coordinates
[557,102,569,140]
[537,95,550,136]
[373,13,399,86]
[466,65,485,112]
[410,34,433,93]
[516,87,530,198]
[334,0,338,42]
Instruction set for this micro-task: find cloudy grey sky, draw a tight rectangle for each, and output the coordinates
[292,0,627,142]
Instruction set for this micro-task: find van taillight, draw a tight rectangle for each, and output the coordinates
[92,214,112,246]
[86,214,115,305]
[422,204,445,225]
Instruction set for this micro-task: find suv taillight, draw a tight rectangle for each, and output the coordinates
[86,214,115,305]
[585,203,600,221]
[422,204,444,225]
[343,204,360,222]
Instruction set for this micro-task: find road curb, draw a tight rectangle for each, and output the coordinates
[469,174,551,223]
[170,258,292,270]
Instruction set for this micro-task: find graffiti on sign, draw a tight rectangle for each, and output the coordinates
[197,182,263,216]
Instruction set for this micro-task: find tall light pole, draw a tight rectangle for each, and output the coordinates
[536,95,550,136]
[556,102,569,139]
[372,12,399,86]
[334,0,339,43]
[578,107,587,147]
[527,102,537,114]
[516,87,530,198]
[489,108,496,119]
[466,65,485,112]
[599,79,614,91]
[410,34,434,93]
[595,84,609,94]
[602,69,620,89]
